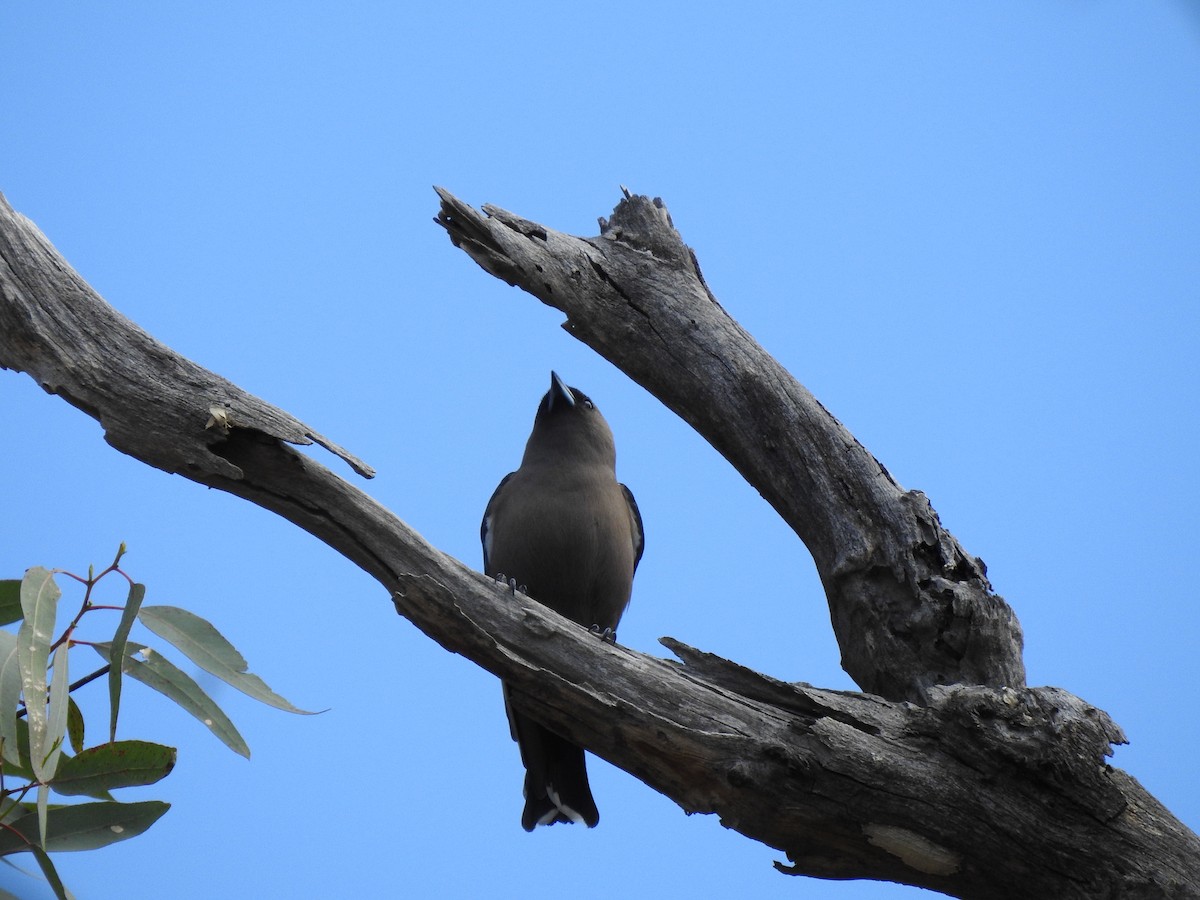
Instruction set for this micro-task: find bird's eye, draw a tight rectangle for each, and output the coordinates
[583,399,595,410]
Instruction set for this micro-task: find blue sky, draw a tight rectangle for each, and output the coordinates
[2,4,1198,898]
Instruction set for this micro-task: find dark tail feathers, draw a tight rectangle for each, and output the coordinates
[513,714,599,831]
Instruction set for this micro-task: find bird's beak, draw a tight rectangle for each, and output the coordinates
[548,371,576,410]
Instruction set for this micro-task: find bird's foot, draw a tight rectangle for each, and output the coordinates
[493,574,527,596]
[589,624,618,644]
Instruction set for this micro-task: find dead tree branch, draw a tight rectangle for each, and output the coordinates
[2,189,1196,897]
[434,187,1023,705]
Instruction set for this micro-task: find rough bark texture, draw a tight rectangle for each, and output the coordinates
[434,187,1023,705]
[2,189,1198,898]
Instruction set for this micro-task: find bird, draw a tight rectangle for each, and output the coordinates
[481,371,644,831]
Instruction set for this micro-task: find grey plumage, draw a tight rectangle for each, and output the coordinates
[482,372,643,830]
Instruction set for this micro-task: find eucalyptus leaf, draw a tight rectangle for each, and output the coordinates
[95,643,249,758]
[27,843,68,900]
[108,582,145,743]
[0,800,169,855]
[36,784,48,849]
[66,698,85,756]
[0,803,35,848]
[50,741,175,799]
[0,581,22,627]
[0,716,35,782]
[138,606,316,714]
[45,646,69,779]
[17,568,59,782]
[0,631,22,767]
[0,796,23,827]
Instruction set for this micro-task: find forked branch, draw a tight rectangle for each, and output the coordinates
[1,190,1195,897]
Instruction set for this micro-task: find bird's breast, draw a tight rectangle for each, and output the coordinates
[486,471,635,629]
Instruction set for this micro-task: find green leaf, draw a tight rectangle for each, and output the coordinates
[31,646,73,850]
[27,843,69,900]
[66,698,85,756]
[0,581,22,627]
[0,716,35,782]
[0,800,169,855]
[45,646,69,779]
[0,802,37,852]
[108,582,145,743]
[0,796,23,826]
[36,784,48,848]
[17,568,59,782]
[94,643,249,758]
[49,800,170,852]
[138,606,316,714]
[50,741,175,799]
[0,631,22,767]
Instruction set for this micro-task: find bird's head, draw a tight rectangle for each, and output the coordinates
[522,371,618,469]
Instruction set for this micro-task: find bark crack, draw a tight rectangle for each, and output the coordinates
[2,187,1196,900]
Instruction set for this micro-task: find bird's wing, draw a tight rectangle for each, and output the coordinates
[481,471,515,573]
[620,483,645,571]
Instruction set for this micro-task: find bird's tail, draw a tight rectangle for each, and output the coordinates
[518,719,599,831]
[505,688,599,831]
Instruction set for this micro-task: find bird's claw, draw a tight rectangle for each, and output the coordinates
[589,625,618,644]
[493,574,527,596]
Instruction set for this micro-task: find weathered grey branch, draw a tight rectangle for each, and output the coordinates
[434,187,1023,705]
[3,189,1197,898]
